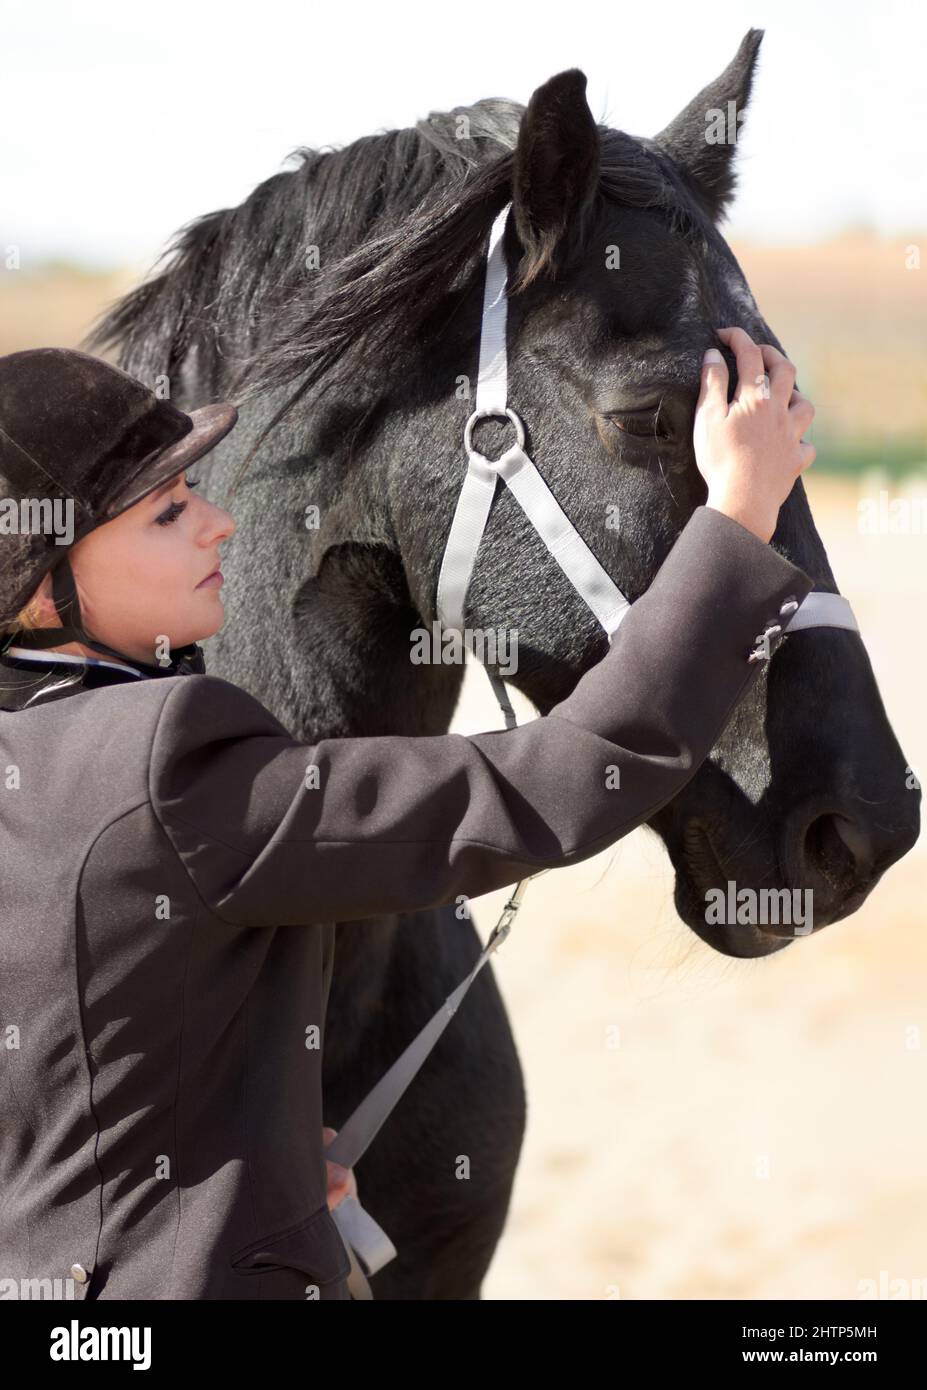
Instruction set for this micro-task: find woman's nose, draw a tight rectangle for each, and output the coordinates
[209,502,236,540]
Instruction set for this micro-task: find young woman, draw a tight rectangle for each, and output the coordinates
[0,332,816,1300]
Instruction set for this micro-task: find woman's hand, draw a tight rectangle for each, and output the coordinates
[693,325,817,544]
[322,1125,358,1211]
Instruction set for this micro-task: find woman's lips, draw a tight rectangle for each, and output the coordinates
[196,569,223,589]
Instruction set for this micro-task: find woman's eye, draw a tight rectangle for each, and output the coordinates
[156,501,187,526]
[155,475,201,525]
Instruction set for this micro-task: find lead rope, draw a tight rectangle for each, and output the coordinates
[325,199,860,1298]
[325,865,545,1298]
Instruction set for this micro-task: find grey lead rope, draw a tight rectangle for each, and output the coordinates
[325,852,548,1297]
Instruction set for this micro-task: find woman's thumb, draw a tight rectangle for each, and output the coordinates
[696,346,728,416]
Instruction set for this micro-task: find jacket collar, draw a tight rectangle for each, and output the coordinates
[4,645,146,678]
[0,643,203,710]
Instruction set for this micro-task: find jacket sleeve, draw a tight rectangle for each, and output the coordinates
[149,506,813,927]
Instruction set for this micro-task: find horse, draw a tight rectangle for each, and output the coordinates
[89,27,920,1298]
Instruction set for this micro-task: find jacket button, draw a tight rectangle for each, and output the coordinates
[70,1263,90,1283]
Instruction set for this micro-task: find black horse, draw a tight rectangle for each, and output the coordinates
[90,28,920,1298]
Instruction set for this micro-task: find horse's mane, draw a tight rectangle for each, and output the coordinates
[87,92,708,483]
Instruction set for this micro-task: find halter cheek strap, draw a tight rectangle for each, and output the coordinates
[435,201,859,729]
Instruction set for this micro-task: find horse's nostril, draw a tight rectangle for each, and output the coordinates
[801,813,872,893]
[780,795,918,929]
[831,814,876,870]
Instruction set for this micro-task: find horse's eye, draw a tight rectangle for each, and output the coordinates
[604,409,673,442]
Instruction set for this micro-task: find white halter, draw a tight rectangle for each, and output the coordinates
[436,201,858,727]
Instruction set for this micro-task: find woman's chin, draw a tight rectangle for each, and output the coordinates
[190,596,226,639]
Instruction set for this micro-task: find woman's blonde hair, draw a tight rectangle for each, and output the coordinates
[1,595,45,638]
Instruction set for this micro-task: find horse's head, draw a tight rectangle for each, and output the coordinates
[395,30,919,956]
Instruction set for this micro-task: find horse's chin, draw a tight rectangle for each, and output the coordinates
[670,825,797,960]
[674,876,795,959]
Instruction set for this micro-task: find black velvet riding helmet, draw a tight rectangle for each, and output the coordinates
[0,347,238,669]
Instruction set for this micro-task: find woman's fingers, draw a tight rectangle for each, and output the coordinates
[695,345,729,419]
[715,327,799,409]
[758,343,797,406]
[714,325,766,404]
[787,387,816,441]
[323,1123,358,1210]
[797,439,817,473]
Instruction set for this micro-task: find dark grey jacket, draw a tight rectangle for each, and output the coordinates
[0,506,812,1300]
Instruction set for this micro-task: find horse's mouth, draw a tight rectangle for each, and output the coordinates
[673,820,797,960]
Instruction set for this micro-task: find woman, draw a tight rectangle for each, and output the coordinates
[0,333,816,1300]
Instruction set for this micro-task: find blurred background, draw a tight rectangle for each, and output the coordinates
[2,0,924,1299]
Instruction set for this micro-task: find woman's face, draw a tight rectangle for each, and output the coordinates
[35,470,236,665]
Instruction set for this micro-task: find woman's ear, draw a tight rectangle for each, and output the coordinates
[29,571,59,626]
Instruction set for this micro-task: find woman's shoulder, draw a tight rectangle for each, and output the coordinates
[151,673,294,752]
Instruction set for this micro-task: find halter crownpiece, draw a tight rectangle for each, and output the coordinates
[435,200,859,726]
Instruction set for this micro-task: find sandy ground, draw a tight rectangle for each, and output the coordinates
[447,476,927,1300]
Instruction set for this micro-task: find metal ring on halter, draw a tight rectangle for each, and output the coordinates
[463,406,526,460]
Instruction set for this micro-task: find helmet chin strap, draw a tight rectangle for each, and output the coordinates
[7,557,205,674]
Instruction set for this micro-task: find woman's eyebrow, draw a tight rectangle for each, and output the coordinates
[148,475,184,502]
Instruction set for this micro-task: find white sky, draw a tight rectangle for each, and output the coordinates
[1,0,923,270]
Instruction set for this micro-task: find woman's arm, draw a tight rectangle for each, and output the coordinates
[148,505,812,927]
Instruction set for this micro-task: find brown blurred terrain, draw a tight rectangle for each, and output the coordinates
[0,264,138,359]
[2,232,925,473]
[2,235,924,1299]
[734,234,926,472]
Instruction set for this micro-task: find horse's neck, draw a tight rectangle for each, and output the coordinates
[205,511,463,745]
[280,573,464,744]
[197,378,466,740]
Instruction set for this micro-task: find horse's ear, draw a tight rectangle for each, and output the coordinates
[653,27,764,224]
[509,68,600,292]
